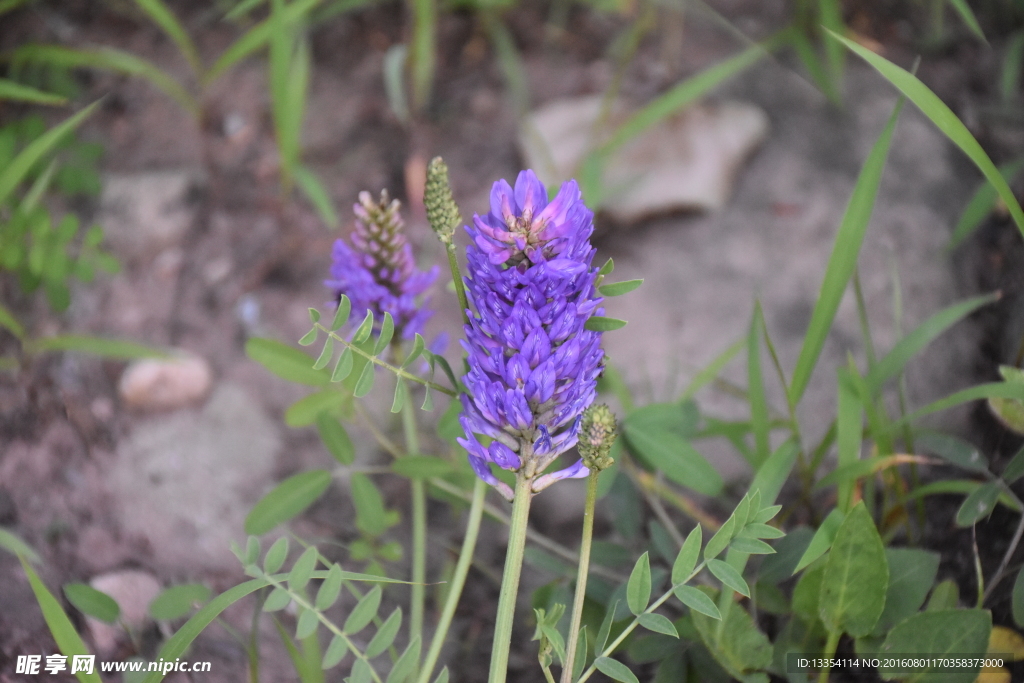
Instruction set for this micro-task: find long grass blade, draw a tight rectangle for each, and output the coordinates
[20,559,102,683]
[945,0,986,43]
[950,159,1024,249]
[408,0,436,112]
[9,45,198,115]
[748,302,770,468]
[205,0,320,84]
[829,30,1024,241]
[681,338,743,400]
[788,95,905,407]
[0,100,99,208]
[865,292,999,394]
[483,13,529,116]
[0,78,67,105]
[132,0,204,76]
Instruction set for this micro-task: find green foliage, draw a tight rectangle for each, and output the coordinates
[63,583,120,623]
[245,470,333,535]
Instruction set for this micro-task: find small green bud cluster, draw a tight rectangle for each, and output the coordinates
[578,404,617,472]
[424,157,461,246]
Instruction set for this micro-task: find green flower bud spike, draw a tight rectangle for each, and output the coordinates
[578,403,617,472]
[425,156,471,324]
[425,157,461,246]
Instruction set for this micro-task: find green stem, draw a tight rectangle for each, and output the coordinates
[319,325,457,396]
[818,630,841,683]
[418,479,487,683]
[487,472,534,683]
[561,471,599,683]
[447,244,470,325]
[409,0,436,112]
[401,380,426,655]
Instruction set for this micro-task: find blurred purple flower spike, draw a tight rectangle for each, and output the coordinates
[457,170,605,499]
[325,190,439,341]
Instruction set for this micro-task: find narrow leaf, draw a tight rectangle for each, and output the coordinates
[132,0,203,75]
[295,607,319,639]
[149,584,211,621]
[955,481,1000,526]
[353,361,375,398]
[244,470,332,535]
[866,293,999,393]
[322,633,350,669]
[401,334,425,369]
[331,296,351,331]
[0,527,40,563]
[594,657,640,683]
[294,165,339,228]
[332,348,354,382]
[585,316,627,332]
[289,546,319,593]
[352,311,374,344]
[0,78,66,105]
[312,335,334,370]
[672,525,701,584]
[365,607,402,657]
[21,560,102,683]
[387,636,421,683]
[707,559,750,597]
[638,612,678,637]
[298,327,318,346]
[264,537,290,574]
[673,585,721,620]
[344,585,382,634]
[373,312,395,355]
[390,378,408,413]
[263,587,291,612]
[246,337,328,386]
[315,564,344,610]
[0,96,96,204]
[626,552,652,615]
[831,30,1024,242]
[789,95,904,406]
[315,414,355,465]
[598,279,644,297]
[64,583,120,623]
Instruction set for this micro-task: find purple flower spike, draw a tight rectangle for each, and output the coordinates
[460,171,605,497]
[326,191,439,341]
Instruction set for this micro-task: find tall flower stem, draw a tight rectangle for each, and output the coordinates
[416,478,487,683]
[400,378,426,653]
[488,472,534,683]
[560,470,599,683]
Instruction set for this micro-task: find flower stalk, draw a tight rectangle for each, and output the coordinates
[487,471,535,683]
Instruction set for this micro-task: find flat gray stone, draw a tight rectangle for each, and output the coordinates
[519,95,769,221]
[108,383,280,571]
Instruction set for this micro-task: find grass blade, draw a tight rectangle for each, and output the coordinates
[205,0,320,84]
[29,334,166,360]
[829,30,1024,242]
[294,165,339,228]
[20,559,102,683]
[483,13,529,116]
[946,0,986,43]
[0,78,67,105]
[788,95,904,407]
[865,292,999,394]
[408,0,436,112]
[748,302,770,468]
[950,159,1024,249]
[0,100,99,207]
[132,0,203,76]
[10,45,197,115]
